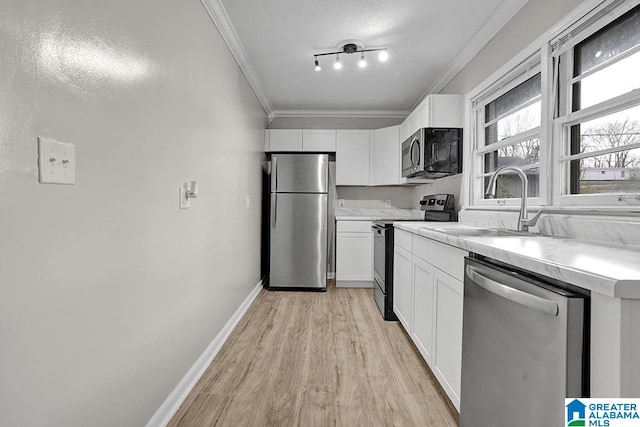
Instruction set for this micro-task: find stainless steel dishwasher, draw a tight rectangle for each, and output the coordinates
[460,256,589,427]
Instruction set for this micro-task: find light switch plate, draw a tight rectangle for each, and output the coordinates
[38,137,76,184]
[179,187,190,209]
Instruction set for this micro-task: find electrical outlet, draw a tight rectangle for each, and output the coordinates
[385,200,392,208]
[338,199,345,207]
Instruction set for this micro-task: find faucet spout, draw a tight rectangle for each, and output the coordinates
[485,166,540,232]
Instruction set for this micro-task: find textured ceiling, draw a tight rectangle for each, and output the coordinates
[219,0,525,115]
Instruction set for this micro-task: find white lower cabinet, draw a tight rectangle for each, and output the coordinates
[393,230,465,412]
[336,220,373,287]
[411,256,436,366]
[393,244,413,330]
[433,268,463,411]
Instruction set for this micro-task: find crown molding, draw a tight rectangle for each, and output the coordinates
[200,0,274,116]
[413,0,530,110]
[270,109,410,119]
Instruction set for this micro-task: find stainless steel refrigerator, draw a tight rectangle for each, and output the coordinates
[269,153,328,290]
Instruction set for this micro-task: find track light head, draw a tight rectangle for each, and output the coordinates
[378,50,388,62]
[314,58,321,71]
[334,54,342,70]
[358,53,367,68]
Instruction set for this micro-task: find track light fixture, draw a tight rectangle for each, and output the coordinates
[313,41,388,71]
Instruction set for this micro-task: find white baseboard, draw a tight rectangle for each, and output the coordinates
[146,280,264,427]
[336,280,374,288]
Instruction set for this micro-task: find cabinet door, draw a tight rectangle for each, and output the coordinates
[267,129,303,151]
[412,256,436,366]
[336,232,372,281]
[425,94,463,128]
[393,244,413,332]
[418,99,430,129]
[302,130,336,152]
[370,125,400,186]
[407,111,419,136]
[433,269,463,411]
[336,130,371,185]
[399,120,409,143]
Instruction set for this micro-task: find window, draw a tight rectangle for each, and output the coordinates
[471,60,543,204]
[555,2,640,204]
[467,0,640,210]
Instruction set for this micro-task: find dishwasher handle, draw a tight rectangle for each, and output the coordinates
[466,265,559,317]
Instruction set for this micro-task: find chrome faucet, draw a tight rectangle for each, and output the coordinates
[485,166,543,232]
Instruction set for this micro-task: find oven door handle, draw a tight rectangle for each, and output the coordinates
[371,224,386,233]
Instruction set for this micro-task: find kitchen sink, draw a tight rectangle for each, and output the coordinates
[433,227,543,237]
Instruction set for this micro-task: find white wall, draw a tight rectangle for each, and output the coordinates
[413,0,585,209]
[0,1,266,426]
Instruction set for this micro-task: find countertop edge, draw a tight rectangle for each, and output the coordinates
[393,222,640,299]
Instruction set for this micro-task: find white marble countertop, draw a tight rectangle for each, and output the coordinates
[393,222,640,299]
[335,208,422,221]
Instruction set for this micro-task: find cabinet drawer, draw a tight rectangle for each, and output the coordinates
[395,229,412,252]
[413,236,466,282]
[337,220,372,233]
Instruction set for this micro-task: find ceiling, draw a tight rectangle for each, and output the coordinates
[205,0,529,118]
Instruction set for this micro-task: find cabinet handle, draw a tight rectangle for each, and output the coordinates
[431,144,437,161]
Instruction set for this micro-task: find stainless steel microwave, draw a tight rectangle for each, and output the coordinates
[401,128,462,178]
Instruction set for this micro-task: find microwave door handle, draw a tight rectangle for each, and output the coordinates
[466,265,559,316]
[431,143,437,161]
[410,138,419,169]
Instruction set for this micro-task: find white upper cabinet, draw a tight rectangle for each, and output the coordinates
[399,120,409,143]
[265,129,303,152]
[336,130,371,186]
[400,94,464,140]
[265,129,336,152]
[370,125,400,186]
[423,94,464,128]
[302,130,336,152]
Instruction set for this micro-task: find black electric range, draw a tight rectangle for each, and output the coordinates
[371,194,456,321]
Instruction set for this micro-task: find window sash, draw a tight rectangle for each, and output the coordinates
[472,64,543,205]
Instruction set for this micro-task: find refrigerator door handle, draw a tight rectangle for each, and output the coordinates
[466,265,559,316]
[271,193,277,227]
[271,156,278,192]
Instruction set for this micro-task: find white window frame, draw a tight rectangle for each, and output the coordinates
[468,54,548,208]
[463,0,640,212]
[552,0,640,207]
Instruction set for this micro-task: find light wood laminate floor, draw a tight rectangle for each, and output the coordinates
[168,283,458,426]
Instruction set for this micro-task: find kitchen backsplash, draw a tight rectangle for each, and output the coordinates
[336,186,416,208]
[460,209,640,247]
